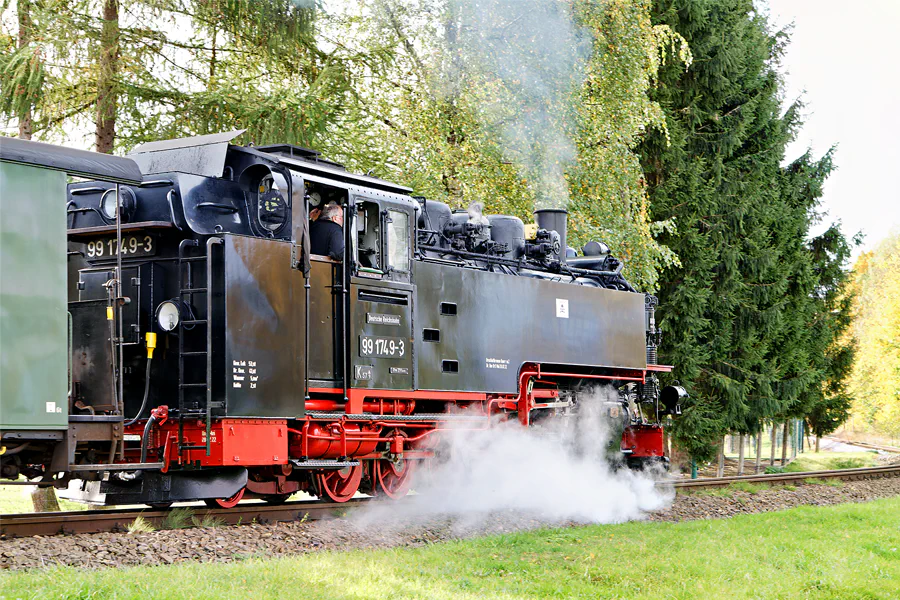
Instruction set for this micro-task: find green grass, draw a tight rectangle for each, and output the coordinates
[687,487,735,498]
[126,515,156,534]
[782,451,877,473]
[686,481,770,498]
[803,478,844,488]
[160,507,194,530]
[728,481,770,494]
[3,497,900,599]
[0,481,84,513]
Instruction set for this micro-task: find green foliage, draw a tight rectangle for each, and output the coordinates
[640,0,854,460]
[336,0,688,290]
[0,0,358,153]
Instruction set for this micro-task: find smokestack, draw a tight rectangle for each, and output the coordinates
[534,208,568,263]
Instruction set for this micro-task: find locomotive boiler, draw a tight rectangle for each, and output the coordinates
[0,132,686,507]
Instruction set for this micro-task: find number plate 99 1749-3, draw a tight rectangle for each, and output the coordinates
[85,235,156,259]
[359,335,406,359]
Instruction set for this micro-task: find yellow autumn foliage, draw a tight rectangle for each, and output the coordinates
[848,232,900,436]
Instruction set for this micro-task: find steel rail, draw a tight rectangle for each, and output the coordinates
[0,498,373,539]
[666,464,900,490]
[822,436,900,454]
[4,466,898,538]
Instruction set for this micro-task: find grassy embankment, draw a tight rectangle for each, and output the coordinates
[2,495,898,599]
[781,450,877,473]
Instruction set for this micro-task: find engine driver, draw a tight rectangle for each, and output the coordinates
[309,202,344,260]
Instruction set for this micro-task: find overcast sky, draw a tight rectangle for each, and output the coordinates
[764,0,900,256]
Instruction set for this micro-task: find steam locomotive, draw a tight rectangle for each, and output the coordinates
[0,131,685,507]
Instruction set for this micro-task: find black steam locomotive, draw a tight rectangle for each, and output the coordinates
[0,131,684,507]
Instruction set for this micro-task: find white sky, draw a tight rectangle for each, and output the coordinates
[764,0,900,256]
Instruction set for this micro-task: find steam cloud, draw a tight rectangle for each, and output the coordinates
[447,0,592,209]
[360,387,672,527]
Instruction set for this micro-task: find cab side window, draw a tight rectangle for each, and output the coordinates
[356,201,381,270]
[387,210,410,272]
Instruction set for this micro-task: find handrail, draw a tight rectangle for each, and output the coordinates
[67,311,73,398]
[206,236,224,457]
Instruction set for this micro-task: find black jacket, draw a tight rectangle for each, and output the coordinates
[309,219,344,260]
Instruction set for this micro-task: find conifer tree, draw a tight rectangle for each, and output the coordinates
[1,0,357,152]
[640,0,853,461]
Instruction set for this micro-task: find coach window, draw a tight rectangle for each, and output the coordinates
[387,210,410,272]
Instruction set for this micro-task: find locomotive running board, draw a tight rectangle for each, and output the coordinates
[289,459,361,469]
[304,412,489,422]
[67,462,164,472]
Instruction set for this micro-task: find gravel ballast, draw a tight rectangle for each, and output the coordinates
[2,477,899,572]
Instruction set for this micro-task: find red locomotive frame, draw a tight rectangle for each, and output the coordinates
[123,362,672,504]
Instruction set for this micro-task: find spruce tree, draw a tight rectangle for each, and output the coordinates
[640,0,852,461]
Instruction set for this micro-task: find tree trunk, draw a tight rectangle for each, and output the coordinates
[716,438,725,478]
[781,420,789,465]
[792,421,798,459]
[95,0,119,153]
[16,0,33,139]
[769,422,776,466]
[31,486,60,512]
[755,429,763,473]
[815,435,820,453]
[737,433,745,475]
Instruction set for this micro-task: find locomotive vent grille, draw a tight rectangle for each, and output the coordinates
[442,360,459,373]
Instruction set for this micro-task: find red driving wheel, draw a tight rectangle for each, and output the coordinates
[314,464,363,503]
[373,459,417,499]
[204,487,245,509]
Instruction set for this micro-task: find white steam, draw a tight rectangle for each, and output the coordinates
[447,0,592,209]
[360,387,672,527]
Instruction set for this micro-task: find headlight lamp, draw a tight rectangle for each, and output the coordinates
[99,187,137,222]
[156,300,181,332]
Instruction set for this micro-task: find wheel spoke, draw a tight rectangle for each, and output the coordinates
[315,464,362,503]
[374,459,416,499]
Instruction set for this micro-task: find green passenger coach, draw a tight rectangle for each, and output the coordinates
[0,137,142,474]
[1,160,69,431]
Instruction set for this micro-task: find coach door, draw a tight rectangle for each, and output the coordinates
[348,196,415,392]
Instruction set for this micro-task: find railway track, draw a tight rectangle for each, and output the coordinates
[3,465,899,538]
[823,436,900,453]
[667,464,900,490]
[0,498,371,539]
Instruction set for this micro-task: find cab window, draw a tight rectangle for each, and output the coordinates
[387,210,409,272]
[356,200,381,270]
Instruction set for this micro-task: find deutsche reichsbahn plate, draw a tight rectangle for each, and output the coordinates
[84,234,157,259]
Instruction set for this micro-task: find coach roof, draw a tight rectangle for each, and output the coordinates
[0,137,143,184]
